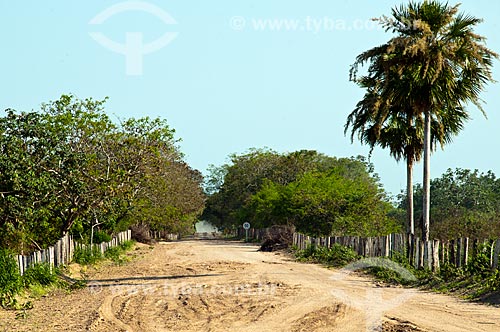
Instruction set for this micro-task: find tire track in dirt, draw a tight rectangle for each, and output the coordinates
[95,293,136,332]
[2,240,500,332]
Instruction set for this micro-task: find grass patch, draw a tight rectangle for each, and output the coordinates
[0,257,60,310]
[73,246,103,265]
[73,240,135,266]
[0,249,22,309]
[104,240,135,265]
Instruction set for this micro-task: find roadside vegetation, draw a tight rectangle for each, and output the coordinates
[203,148,401,237]
[0,95,205,254]
[0,94,203,310]
[1,0,500,317]
[293,242,500,304]
[0,240,136,310]
[1,249,61,310]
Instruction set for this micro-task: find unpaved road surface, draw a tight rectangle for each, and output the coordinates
[1,240,499,332]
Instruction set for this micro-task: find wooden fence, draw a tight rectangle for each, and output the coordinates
[292,232,500,272]
[16,230,131,275]
[237,227,275,241]
[239,227,500,272]
[150,230,180,241]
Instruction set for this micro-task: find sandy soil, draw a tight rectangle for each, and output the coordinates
[1,240,499,332]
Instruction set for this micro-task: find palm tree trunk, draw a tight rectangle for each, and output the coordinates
[422,111,431,241]
[406,158,414,235]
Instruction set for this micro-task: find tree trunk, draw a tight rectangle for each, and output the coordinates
[406,158,414,235]
[422,111,431,241]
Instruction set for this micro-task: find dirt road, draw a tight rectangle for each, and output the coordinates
[1,240,499,332]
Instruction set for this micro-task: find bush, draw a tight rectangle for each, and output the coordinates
[119,240,135,251]
[466,243,492,279]
[104,240,135,265]
[92,230,112,244]
[0,249,22,305]
[22,263,58,287]
[296,243,359,267]
[130,223,153,244]
[73,246,103,265]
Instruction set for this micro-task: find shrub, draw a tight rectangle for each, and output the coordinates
[0,249,22,305]
[22,263,58,287]
[130,223,153,244]
[466,243,492,279]
[119,240,135,251]
[104,240,135,265]
[73,246,103,265]
[92,230,112,244]
[296,243,359,267]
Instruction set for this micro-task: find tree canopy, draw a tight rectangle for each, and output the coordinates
[347,0,497,240]
[0,95,205,253]
[398,168,500,240]
[203,149,401,236]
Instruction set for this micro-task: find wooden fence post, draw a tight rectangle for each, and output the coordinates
[419,240,425,269]
[449,240,455,268]
[456,238,462,268]
[432,240,440,272]
[463,237,469,267]
[493,239,500,270]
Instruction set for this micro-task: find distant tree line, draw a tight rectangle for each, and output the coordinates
[0,95,205,253]
[202,149,402,237]
[398,168,500,241]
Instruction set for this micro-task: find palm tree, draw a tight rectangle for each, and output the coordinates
[347,1,497,241]
[346,73,468,236]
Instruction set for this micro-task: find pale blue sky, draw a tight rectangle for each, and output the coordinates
[1,0,499,197]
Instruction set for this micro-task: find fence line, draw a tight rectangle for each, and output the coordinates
[240,227,500,272]
[290,232,500,271]
[150,230,180,241]
[16,230,131,275]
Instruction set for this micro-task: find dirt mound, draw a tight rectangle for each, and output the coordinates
[259,225,294,252]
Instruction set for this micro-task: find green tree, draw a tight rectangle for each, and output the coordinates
[399,168,500,240]
[346,86,468,236]
[348,1,497,241]
[0,95,205,251]
[204,150,399,236]
[202,149,342,230]
[246,158,399,236]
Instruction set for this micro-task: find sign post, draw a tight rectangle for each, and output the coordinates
[243,222,251,242]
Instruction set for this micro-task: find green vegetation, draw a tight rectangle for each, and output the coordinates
[295,242,499,301]
[295,244,359,268]
[0,95,205,253]
[0,249,22,307]
[74,240,135,266]
[0,240,136,309]
[0,250,60,309]
[1,0,499,313]
[73,246,103,265]
[346,0,498,241]
[21,263,58,288]
[426,243,500,300]
[203,149,401,237]
[104,240,135,265]
[397,168,500,240]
